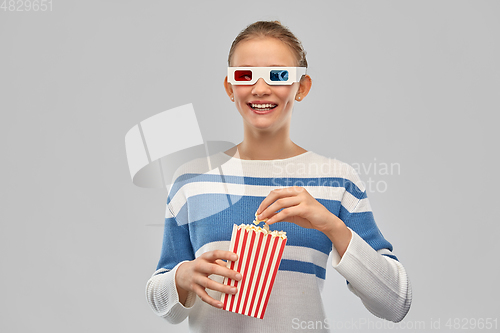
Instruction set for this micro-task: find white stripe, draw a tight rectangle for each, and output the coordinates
[281,245,329,268]
[169,151,365,191]
[213,152,356,178]
[230,230,246,311]
[247,233,267,316]
[195,241,232,257]
[236,230,254,314]
[257,237,284,318]
[170,181,346,203]
[166,152,366,214]
[220,226,238,308]
[165,205,174,218]
[243,232,264,316]
[249,236,271,316]
[167,180,367,219]
[196,241,330,271]
[256,237,275,318]
[341,191,359,213]
[352,197,372,213]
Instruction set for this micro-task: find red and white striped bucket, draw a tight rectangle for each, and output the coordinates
[221,224,287,319]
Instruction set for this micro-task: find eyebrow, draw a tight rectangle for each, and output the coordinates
[238,65,289,67]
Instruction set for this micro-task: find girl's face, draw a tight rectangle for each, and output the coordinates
[225,37,303,133]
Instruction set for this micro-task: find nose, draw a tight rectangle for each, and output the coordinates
[251,78,271,96]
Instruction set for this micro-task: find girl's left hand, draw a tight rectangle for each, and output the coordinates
[256,186,342,233]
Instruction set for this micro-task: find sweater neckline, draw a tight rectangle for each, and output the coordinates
[219,150,313,163]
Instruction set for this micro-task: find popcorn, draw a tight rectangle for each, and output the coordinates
[220,222,287,319]
[253,211,269,225]
[253,212,270,232]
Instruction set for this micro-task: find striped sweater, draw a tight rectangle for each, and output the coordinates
[145,151,412,332]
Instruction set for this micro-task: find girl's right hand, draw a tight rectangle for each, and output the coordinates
[175,250,242,308]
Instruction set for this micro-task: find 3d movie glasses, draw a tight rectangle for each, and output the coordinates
[227,67,307,85]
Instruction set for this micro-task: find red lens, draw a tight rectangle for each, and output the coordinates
[234,70,252,81]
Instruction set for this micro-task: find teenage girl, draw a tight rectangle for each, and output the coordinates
[146,20,412,332]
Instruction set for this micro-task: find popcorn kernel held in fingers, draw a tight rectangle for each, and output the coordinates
[253,211,269,225]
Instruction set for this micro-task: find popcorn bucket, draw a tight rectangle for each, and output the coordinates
[220,224,287,319]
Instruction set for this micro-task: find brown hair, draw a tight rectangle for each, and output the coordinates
[227,20,308,68]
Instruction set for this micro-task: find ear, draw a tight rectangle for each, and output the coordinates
[224,76,234,100]
[295,75,312,101]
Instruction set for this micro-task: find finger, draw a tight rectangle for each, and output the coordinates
[196,261,242,282]
[195,275,239,298]
[257,187,304,215]
[267,205,301,225]
[214,258,240,269]
[256,188,281,215]
[215,259,227,266]
[201,250,238,262]
[259,196,301,221]
[191,283,224,309]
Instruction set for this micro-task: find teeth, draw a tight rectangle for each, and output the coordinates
[251,103,277,109]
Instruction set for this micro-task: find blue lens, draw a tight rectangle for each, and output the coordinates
[270,70,289,81]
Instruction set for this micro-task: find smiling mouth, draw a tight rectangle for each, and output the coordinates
[248,103,278,111]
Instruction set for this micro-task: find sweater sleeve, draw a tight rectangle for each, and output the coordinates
[332,169,412,322]
[145,204,197,324]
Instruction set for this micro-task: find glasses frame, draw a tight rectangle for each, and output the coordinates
[227,67,307,85]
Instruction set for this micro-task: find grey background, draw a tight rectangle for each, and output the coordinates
[1,1,499,332]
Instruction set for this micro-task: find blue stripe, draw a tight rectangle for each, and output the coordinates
[167,174,365,205]
[339,206,394,253]
[279,259,326,280]
[156,217,195,271]
[183,195,334,257]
